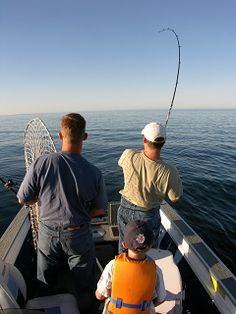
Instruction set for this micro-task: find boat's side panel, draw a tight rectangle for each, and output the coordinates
[160,201,236,314]
[0,206,30,263]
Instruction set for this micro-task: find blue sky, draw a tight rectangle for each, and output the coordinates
[0,0,235,115]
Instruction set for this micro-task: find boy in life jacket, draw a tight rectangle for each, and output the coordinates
[95,220,166,314]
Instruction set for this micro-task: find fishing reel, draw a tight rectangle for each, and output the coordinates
[0,177,18,194]
[4,179,14,189]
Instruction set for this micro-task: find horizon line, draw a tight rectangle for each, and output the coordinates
[0,107,236,117]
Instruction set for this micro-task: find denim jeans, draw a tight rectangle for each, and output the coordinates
[117,197,161,252]
[37,222,97,313]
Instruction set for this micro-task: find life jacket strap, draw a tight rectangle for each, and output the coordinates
[109,297,151,311]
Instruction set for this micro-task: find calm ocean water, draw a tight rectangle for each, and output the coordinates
[0,109,235,274]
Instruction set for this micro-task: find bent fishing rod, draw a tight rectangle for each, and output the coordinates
[159,28,181,128]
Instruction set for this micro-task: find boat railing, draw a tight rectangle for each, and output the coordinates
[160,201,236,314]
[0,205,30,264]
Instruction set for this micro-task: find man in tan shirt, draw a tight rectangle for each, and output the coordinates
[118,122,183,252]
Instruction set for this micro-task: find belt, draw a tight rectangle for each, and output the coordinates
[63,223,88,231]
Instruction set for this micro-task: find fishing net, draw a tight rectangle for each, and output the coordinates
[23,118,56,249]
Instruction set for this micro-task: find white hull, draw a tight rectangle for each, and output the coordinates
[0,201,235,313]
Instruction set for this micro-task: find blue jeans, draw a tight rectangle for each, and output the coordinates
[117,197,161,252]
[37,222,97,312]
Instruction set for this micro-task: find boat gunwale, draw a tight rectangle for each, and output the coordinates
[0,205,30,263]
[160,201,236,313]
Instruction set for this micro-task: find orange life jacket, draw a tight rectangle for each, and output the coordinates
[108,252,156,314]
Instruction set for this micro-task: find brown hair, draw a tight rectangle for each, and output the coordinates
[146,138,165,149]
[60,113,86,144]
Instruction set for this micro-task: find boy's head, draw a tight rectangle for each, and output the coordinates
[123,220,154,252]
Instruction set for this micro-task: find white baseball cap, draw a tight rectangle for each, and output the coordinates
[141,122,166,143]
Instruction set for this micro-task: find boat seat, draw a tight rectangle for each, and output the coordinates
[147,249,183,314]
[0,258,80,314]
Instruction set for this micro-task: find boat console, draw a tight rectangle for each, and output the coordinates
[91,202,119,243]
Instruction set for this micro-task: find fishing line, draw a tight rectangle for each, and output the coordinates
[158,28,181,128]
